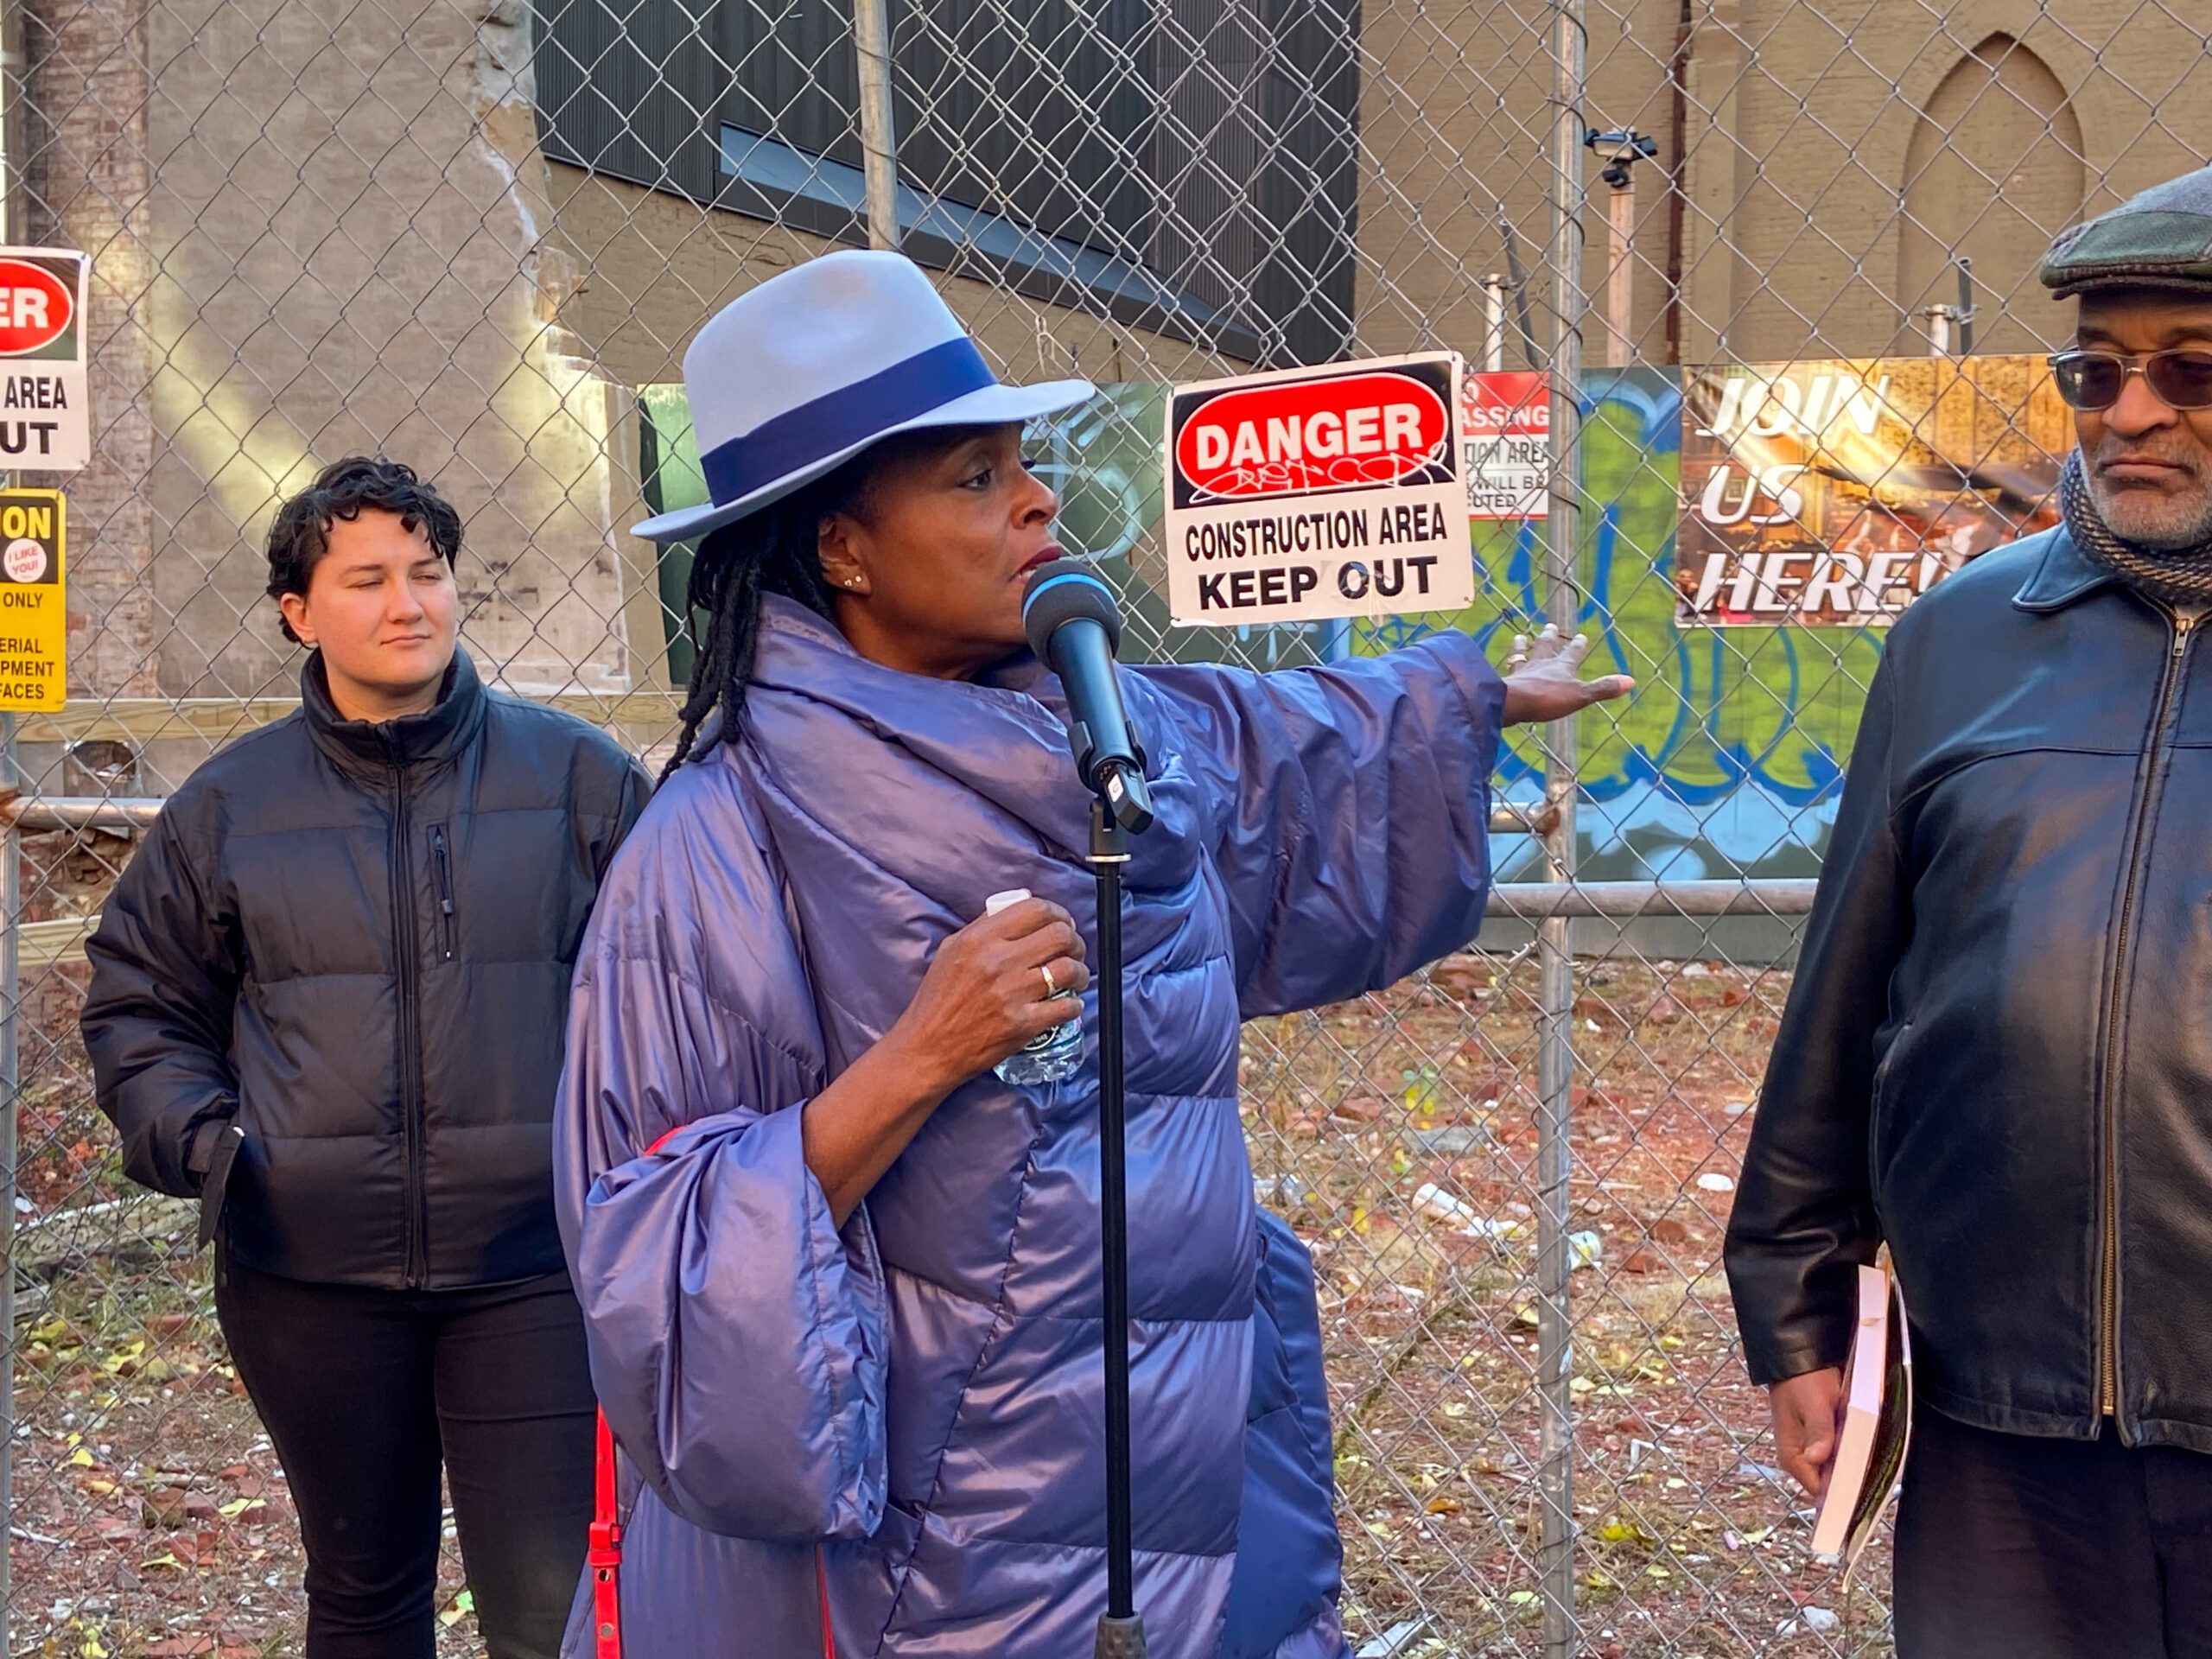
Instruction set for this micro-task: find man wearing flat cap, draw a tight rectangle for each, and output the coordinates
[1727,163,2212,1656]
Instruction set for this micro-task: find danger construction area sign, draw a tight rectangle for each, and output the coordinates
[1162,353,1472,626]
[0,489,67,709]
[0,249,89,473]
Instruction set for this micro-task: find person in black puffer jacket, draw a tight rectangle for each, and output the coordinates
[82,457,651,1659]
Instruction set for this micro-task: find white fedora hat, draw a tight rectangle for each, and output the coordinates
[633,251,1096,543]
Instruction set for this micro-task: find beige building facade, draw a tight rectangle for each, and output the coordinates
[22,0,2210,724]
[1357,0,2212,365]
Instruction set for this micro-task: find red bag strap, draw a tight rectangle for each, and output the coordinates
[588,1409,623,1659]
[599,1124,839,1659]
[585,1123,682,1659]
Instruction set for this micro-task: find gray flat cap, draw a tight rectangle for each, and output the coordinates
[2042,163,2212,299]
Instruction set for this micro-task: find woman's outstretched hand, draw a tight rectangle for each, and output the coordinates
[1501,624,1635,726]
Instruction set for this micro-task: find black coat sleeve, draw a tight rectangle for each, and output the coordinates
[81,807,245,1199]
[600,758,653,876]
[1724,652,1912,1386]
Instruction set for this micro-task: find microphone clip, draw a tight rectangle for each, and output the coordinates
[1068,721,1154,835]
[1096,758,1154,836]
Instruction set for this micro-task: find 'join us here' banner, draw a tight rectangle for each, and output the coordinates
[1675,355,2068,626]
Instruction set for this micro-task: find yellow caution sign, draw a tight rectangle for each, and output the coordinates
[0,488,65,709]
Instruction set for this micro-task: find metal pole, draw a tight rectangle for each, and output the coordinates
[1,714,18,1651]
[0,0,22,1625]
[1488,877,1818,918]
[1089,799,1146,1659]
[853,0,902,251]
[1483,276,1507,373]
[1500,212,1541,372]
[2,796,164,832]
[1540,0,1587,1650]
[1605,181,1634,370]
[1097,843,1130,1618]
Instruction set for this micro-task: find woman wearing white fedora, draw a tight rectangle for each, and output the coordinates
[554,249,1626,1658]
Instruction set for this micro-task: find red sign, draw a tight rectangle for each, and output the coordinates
[1461,371,1548,435]
[1173,369,1452,502]
[1462,370,1550,520]
[0,260,72,356]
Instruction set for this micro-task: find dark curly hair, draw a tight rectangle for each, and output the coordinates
[265,457,463,645]
[663,423,1001,780]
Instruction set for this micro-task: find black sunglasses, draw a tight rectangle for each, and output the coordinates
[2049,348,2212,412]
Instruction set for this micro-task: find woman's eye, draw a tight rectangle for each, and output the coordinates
[963,468,992,490]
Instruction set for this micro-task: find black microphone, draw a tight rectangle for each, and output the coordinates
[1022,559,1154,835]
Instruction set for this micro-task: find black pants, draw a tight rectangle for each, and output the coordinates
[216,1250,596,1659]
[1895,1406,2212,1658]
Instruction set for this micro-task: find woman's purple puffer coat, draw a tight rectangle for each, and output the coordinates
[555,595,1504,1658]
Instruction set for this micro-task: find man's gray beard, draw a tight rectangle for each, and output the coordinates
[2086,458,2212,550]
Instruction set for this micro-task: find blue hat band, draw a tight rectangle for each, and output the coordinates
[699,335,999,509]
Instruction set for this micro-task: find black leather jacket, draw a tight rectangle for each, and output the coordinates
[83,649,650,1289]
[1726,525,2212,1451]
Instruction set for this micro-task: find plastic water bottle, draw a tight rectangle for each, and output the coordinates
[986,888,1084,1086]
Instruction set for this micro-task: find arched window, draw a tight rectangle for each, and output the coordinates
[1898,35,2085,353]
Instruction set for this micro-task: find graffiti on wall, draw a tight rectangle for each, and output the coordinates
[1348,370,1885,880]
[643,359,2071,882]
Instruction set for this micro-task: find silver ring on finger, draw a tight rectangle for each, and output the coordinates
[1040,963,1060,997]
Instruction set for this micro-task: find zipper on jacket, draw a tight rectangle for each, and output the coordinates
[2096,604,2201,1423]
[429,823,457,962]
[389,741,429,1290]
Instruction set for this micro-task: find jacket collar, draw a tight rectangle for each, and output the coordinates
[738,594,1198,886]
[301,645,486,782]
[2012,524,2125,613]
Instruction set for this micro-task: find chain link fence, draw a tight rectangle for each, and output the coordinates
[1,0,2207,1652]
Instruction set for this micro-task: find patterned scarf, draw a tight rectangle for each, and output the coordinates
[2059,447,2212,606]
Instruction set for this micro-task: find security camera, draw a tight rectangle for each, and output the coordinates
[1585,129,1659,189]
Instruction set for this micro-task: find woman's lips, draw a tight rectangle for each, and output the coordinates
[1019,546,1065,574]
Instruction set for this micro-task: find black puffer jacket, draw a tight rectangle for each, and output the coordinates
[1726,525,2212,1452]
[84,649,650,1289]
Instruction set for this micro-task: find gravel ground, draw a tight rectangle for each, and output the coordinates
[9,949,1887,1658]
[1244,950,1891,1658]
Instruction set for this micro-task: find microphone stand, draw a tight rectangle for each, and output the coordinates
[1088,790,1146,1659]
[1024,559,1154,1658]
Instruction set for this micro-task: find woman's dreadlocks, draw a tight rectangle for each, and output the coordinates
[660,423,1000,779]
[660,475,847,779]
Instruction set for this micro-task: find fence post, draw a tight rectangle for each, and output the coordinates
[1,712,18,1656]
[1482,275,1507,372]
[1539,0,1588,1651]
[853,0,901,251]
[0,0,22,1629]
[1603,173,1633,370]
